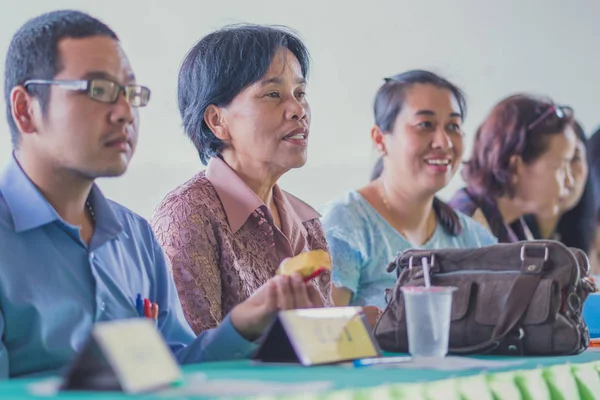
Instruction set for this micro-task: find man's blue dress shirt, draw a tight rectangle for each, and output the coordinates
[0,156,256,379]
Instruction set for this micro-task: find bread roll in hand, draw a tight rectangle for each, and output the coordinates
[277,250,332,282]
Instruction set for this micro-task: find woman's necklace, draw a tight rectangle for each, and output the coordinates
[377,180,435,244]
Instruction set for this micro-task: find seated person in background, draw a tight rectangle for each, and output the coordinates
[0,10,322,380]
[151,25,332,334]
[523,121,596,256]
[320,71,497,310]
[587,127,600,277]
[450,95,577,243]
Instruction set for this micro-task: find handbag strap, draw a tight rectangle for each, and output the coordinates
[449,244,548,355]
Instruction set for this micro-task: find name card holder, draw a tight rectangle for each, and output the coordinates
[253,306,380,366]
[61,318,182,394]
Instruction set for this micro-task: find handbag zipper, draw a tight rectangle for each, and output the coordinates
[434,270,520,276]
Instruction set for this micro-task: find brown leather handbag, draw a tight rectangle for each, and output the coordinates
[373,241,596,356]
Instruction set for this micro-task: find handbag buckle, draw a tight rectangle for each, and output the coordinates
[520,244,548,262]
[408,255,436,270]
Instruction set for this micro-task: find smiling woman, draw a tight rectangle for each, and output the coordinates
[150,24,332,334]
[320,70,498,311]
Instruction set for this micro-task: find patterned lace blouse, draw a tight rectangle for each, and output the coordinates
[151,157,332,334]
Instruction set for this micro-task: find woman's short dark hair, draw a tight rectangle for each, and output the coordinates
[370,70,467,236]
[4,10,118,148]
[178,24,310,164]
[463,94,574,199]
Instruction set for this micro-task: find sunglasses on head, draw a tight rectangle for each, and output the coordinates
[527,104,573,132]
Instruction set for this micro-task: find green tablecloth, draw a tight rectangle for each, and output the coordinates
[2,351,600,399]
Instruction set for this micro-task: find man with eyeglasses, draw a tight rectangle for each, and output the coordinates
[0,10,323,379]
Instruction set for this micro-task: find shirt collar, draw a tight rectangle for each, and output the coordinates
[205,156,320,233]
[87,184,124,244]
[0,155,123,240]
[0,155,58,232]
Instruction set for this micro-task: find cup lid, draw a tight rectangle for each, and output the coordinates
[401,286,457,294]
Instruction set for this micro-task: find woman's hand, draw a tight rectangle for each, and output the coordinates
[230,273,323,341]
[361,305,384,330]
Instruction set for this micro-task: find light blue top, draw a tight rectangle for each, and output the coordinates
[320,190,498,309]
[0,156,256,379]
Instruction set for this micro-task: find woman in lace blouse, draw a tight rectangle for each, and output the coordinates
[151,25,332,334]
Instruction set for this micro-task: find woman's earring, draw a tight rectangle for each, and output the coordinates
[377,144,387,156]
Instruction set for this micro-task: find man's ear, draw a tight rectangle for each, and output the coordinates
[11,86,38,135]
[204,105,231,142]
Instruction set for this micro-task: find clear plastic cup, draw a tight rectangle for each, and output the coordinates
[401,286,456,358]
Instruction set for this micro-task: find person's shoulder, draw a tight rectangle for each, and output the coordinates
[455,210,498,246]
[282,190,320,221]
[320,191,370,224]
[448,187,481,217]
[455,210,484,230]
[103,200,166,257]
[152,170,220,220]
[106,199,153,234]
[320,190,368,213]
[106,200,177,276]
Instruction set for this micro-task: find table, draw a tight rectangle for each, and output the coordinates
[2,351,600,399]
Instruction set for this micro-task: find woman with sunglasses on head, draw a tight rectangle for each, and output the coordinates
[586,127,600,277]
[523,121,595,255]
[450,95,577,243]
[320,70,497,310]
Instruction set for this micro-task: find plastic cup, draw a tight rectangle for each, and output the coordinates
[401,286,456,358]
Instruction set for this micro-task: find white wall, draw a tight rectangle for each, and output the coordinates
[1,0,599,219]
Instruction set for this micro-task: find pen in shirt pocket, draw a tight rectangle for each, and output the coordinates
[136,294,144,317]
[151,302,159,327]
[143,298,152,318]
[136,293,159,326]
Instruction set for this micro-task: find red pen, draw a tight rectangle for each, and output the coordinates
[143,298,152,318]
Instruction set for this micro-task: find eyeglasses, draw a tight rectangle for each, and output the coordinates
[527,104,573,132]
[23,78,151,107]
